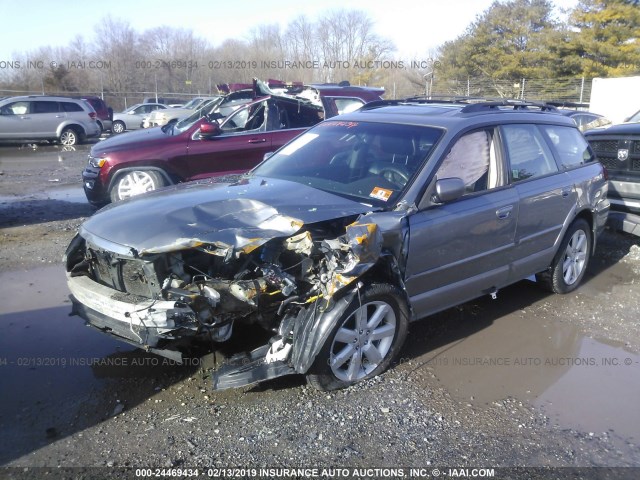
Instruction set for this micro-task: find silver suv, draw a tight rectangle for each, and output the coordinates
[65,99,610,391]
[0,95,101,145]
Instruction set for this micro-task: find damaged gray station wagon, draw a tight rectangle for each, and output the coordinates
[65,100,610,391]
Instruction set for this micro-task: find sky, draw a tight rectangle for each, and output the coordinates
[0,0,579,61]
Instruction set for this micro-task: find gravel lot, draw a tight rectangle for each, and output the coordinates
[1,140,639,479]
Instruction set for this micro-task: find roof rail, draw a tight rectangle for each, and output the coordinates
[360,97,559,113]
[359,97,473,111]
[459,100,558,113]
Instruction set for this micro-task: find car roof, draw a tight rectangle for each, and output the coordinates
[130,102,165,108]
[335,99,577,129]
[584,122,640,136]
[556,109,602,118]
[2,95,88,102]
[307,82,385,93]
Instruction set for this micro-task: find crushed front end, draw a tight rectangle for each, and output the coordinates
[64,212,387,386]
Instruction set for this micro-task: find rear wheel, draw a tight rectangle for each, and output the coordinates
[306,283,409,391]
[536,218,591,294]
[112,120,125,134]
[60,128,80,146]
[109,170,166,203]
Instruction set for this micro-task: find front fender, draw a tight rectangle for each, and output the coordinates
[290,288,358,374]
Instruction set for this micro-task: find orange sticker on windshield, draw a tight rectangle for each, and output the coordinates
[370,187,393,202]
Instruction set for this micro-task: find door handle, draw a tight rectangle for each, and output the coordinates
[248,138,267,144]
[19,116,30,120]
[496,205,513,219]
[56,115,64,118]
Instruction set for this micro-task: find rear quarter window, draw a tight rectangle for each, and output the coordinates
[540,125,594,169]
[61,102,84,112]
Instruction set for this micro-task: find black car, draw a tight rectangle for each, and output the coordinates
[585,123,640,235]
[558,109,611,132]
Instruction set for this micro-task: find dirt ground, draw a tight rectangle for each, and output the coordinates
[1,140,639,479]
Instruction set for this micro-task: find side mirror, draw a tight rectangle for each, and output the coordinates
[433,177,465,203]
[199,122,221,139]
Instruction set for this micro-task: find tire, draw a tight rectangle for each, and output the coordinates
[60,128,80,146]
[96,121,104,135]
[109,170,166,203]
[306,283,409,391]
[536,218,592,294]
[112,120,125,134]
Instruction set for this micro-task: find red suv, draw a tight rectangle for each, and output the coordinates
[78,96,113,133]
[82,83,383,205]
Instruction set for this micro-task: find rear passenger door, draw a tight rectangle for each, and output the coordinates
[501,124,576,280]
[31,100,64,137]
[405,128,519,317]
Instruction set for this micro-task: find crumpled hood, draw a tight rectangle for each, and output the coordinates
[81,177,376,256]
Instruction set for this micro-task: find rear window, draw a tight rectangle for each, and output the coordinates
[84,98,107,112]
[503,124,559,182]
[61,102,83,112]
[540,125,595,169]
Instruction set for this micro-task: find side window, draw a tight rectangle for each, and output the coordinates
[333,98,364,115]
[61,102,83,112]
[0,101,29,115]
[271,101,324,130]
[502,124,558,182]
[540,125,594,169]
[571,114,587,129]
[221,102,266,133]
[32,101,60,114]
[436,129,501,195]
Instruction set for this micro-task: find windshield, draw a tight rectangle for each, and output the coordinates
[181,98,202,109]
[252,121,443,207]
[173,98,223,133]
[123,104,142,113]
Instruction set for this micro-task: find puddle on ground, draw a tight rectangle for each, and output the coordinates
[405,282,640,450]
[535,338,640,441]
[0,186,87,205]
[0,266,195,464]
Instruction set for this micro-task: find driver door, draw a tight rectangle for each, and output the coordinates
[184,100,273,180]
[404,128,519,318]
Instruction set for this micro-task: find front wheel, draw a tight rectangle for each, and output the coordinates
[112,120,125,134]
[536,218,592,294]
[109,170,166,203]
[306,283,409,391]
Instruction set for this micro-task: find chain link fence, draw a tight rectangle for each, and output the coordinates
[420,76,592,105]
[2,76,596,112]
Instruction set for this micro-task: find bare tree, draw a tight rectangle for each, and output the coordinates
[316,9,395,83]
[92,16,140,96]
